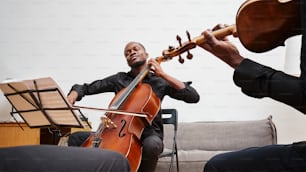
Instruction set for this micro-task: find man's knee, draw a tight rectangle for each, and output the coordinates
[94,149,131,172]
[68,131,91,146]
[203,158,218,172]
[142,135,163,157]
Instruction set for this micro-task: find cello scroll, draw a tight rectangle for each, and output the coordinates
[161,25,236,63]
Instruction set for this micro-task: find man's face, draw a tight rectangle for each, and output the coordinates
[124,42,148,68]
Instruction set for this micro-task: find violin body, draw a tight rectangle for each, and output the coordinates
[82,83,160,172]
[236,0,301,53]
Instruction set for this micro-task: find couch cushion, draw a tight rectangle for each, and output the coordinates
[164,116,276,151]
[158,116,277,172]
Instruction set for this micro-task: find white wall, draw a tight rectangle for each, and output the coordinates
[1,0,306,144]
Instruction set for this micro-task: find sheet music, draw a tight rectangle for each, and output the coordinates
[0,77,87,128]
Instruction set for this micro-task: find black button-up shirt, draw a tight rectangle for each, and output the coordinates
[233,59,306,114]
[70,71,200,140]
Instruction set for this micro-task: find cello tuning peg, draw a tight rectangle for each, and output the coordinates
[186,51,193,60]
[176,35,182,46]
[178,55,184,64]
[186,31,191,41]
[168,45,175,51]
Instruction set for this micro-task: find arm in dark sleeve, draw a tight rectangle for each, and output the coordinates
[233,58,306,113]
[167,81,200,103]
[69,74,118,101]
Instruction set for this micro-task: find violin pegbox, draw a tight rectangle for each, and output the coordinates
[162,30,196,64]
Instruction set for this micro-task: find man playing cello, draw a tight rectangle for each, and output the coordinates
[67,41,200,172]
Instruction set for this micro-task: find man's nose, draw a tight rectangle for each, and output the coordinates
[131,49,137,54]
[129,51,137,57]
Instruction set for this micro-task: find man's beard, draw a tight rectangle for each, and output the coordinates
[130,60,146,68]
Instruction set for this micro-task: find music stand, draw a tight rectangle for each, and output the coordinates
[0,77,91,132]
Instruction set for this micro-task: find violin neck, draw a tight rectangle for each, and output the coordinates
[195,24,236,45]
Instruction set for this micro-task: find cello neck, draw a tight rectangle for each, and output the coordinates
[109,65,151,109]
[161,25,237,60]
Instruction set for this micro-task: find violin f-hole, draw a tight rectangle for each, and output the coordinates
[118,119,127,137]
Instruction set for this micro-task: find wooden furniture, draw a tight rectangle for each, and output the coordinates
[0,122,90,148]
[0,122,40,147]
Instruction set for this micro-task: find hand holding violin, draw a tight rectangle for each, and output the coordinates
[198,24,244,69]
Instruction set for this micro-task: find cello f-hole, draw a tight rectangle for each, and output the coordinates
[118,119,127,137]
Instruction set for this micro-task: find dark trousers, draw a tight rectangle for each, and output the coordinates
[204,143,306,172]
[68,131,163,172]
[0,145,130,172]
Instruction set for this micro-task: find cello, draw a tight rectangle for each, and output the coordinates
[81,71,159,172]
[80,55,183,172]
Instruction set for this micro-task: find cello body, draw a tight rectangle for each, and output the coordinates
[81,83,160,172]
[236,0,301,53]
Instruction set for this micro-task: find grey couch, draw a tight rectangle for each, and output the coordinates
[156,116,277,172]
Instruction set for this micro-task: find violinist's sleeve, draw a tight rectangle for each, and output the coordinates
[233,58,306,113]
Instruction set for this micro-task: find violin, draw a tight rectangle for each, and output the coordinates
[236,0,301,53]
[162,0,301,60]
